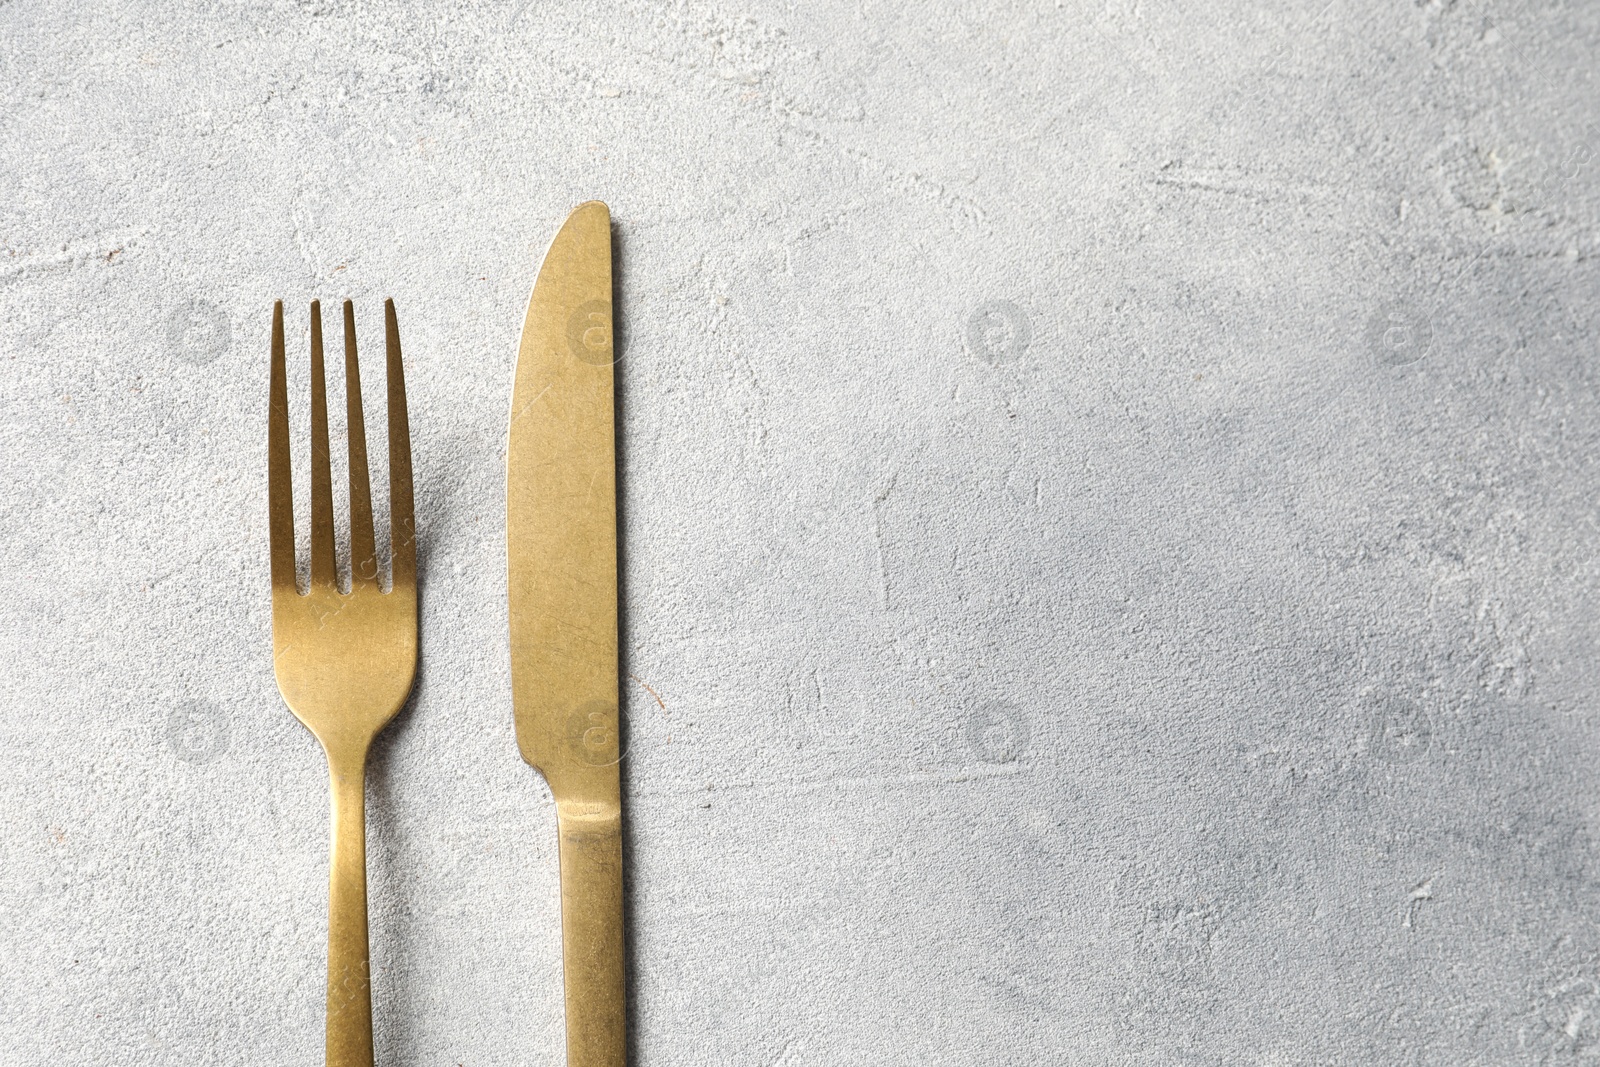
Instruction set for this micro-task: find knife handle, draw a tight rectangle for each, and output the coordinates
[555,800,626,1067]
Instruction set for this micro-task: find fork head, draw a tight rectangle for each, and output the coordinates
[269,299,417,759]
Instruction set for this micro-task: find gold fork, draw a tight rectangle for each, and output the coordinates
[269,298,417,1067]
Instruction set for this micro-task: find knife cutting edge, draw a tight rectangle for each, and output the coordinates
[507,200,625,1067]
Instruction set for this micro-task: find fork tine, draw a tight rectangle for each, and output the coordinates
[268,302,297,591]
[384,299,416,591]
[344,301,378,588]
[308,301,337,588]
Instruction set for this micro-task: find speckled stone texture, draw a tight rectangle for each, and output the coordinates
[2,1,1599,1064]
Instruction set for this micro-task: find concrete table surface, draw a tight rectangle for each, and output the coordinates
[2,2,1599,1064]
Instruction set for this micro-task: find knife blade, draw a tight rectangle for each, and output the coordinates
[507,200,625,1067]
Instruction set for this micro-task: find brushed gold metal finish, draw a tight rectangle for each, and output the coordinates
[270,299,417,1067]
[507,201,625,1067]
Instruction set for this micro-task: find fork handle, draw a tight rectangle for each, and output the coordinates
[326,751,375,1067]
[555,801,626,1067]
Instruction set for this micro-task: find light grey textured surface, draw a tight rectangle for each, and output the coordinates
[3,1,1599,1063]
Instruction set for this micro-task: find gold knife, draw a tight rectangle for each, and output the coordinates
[507,200,625,1066]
